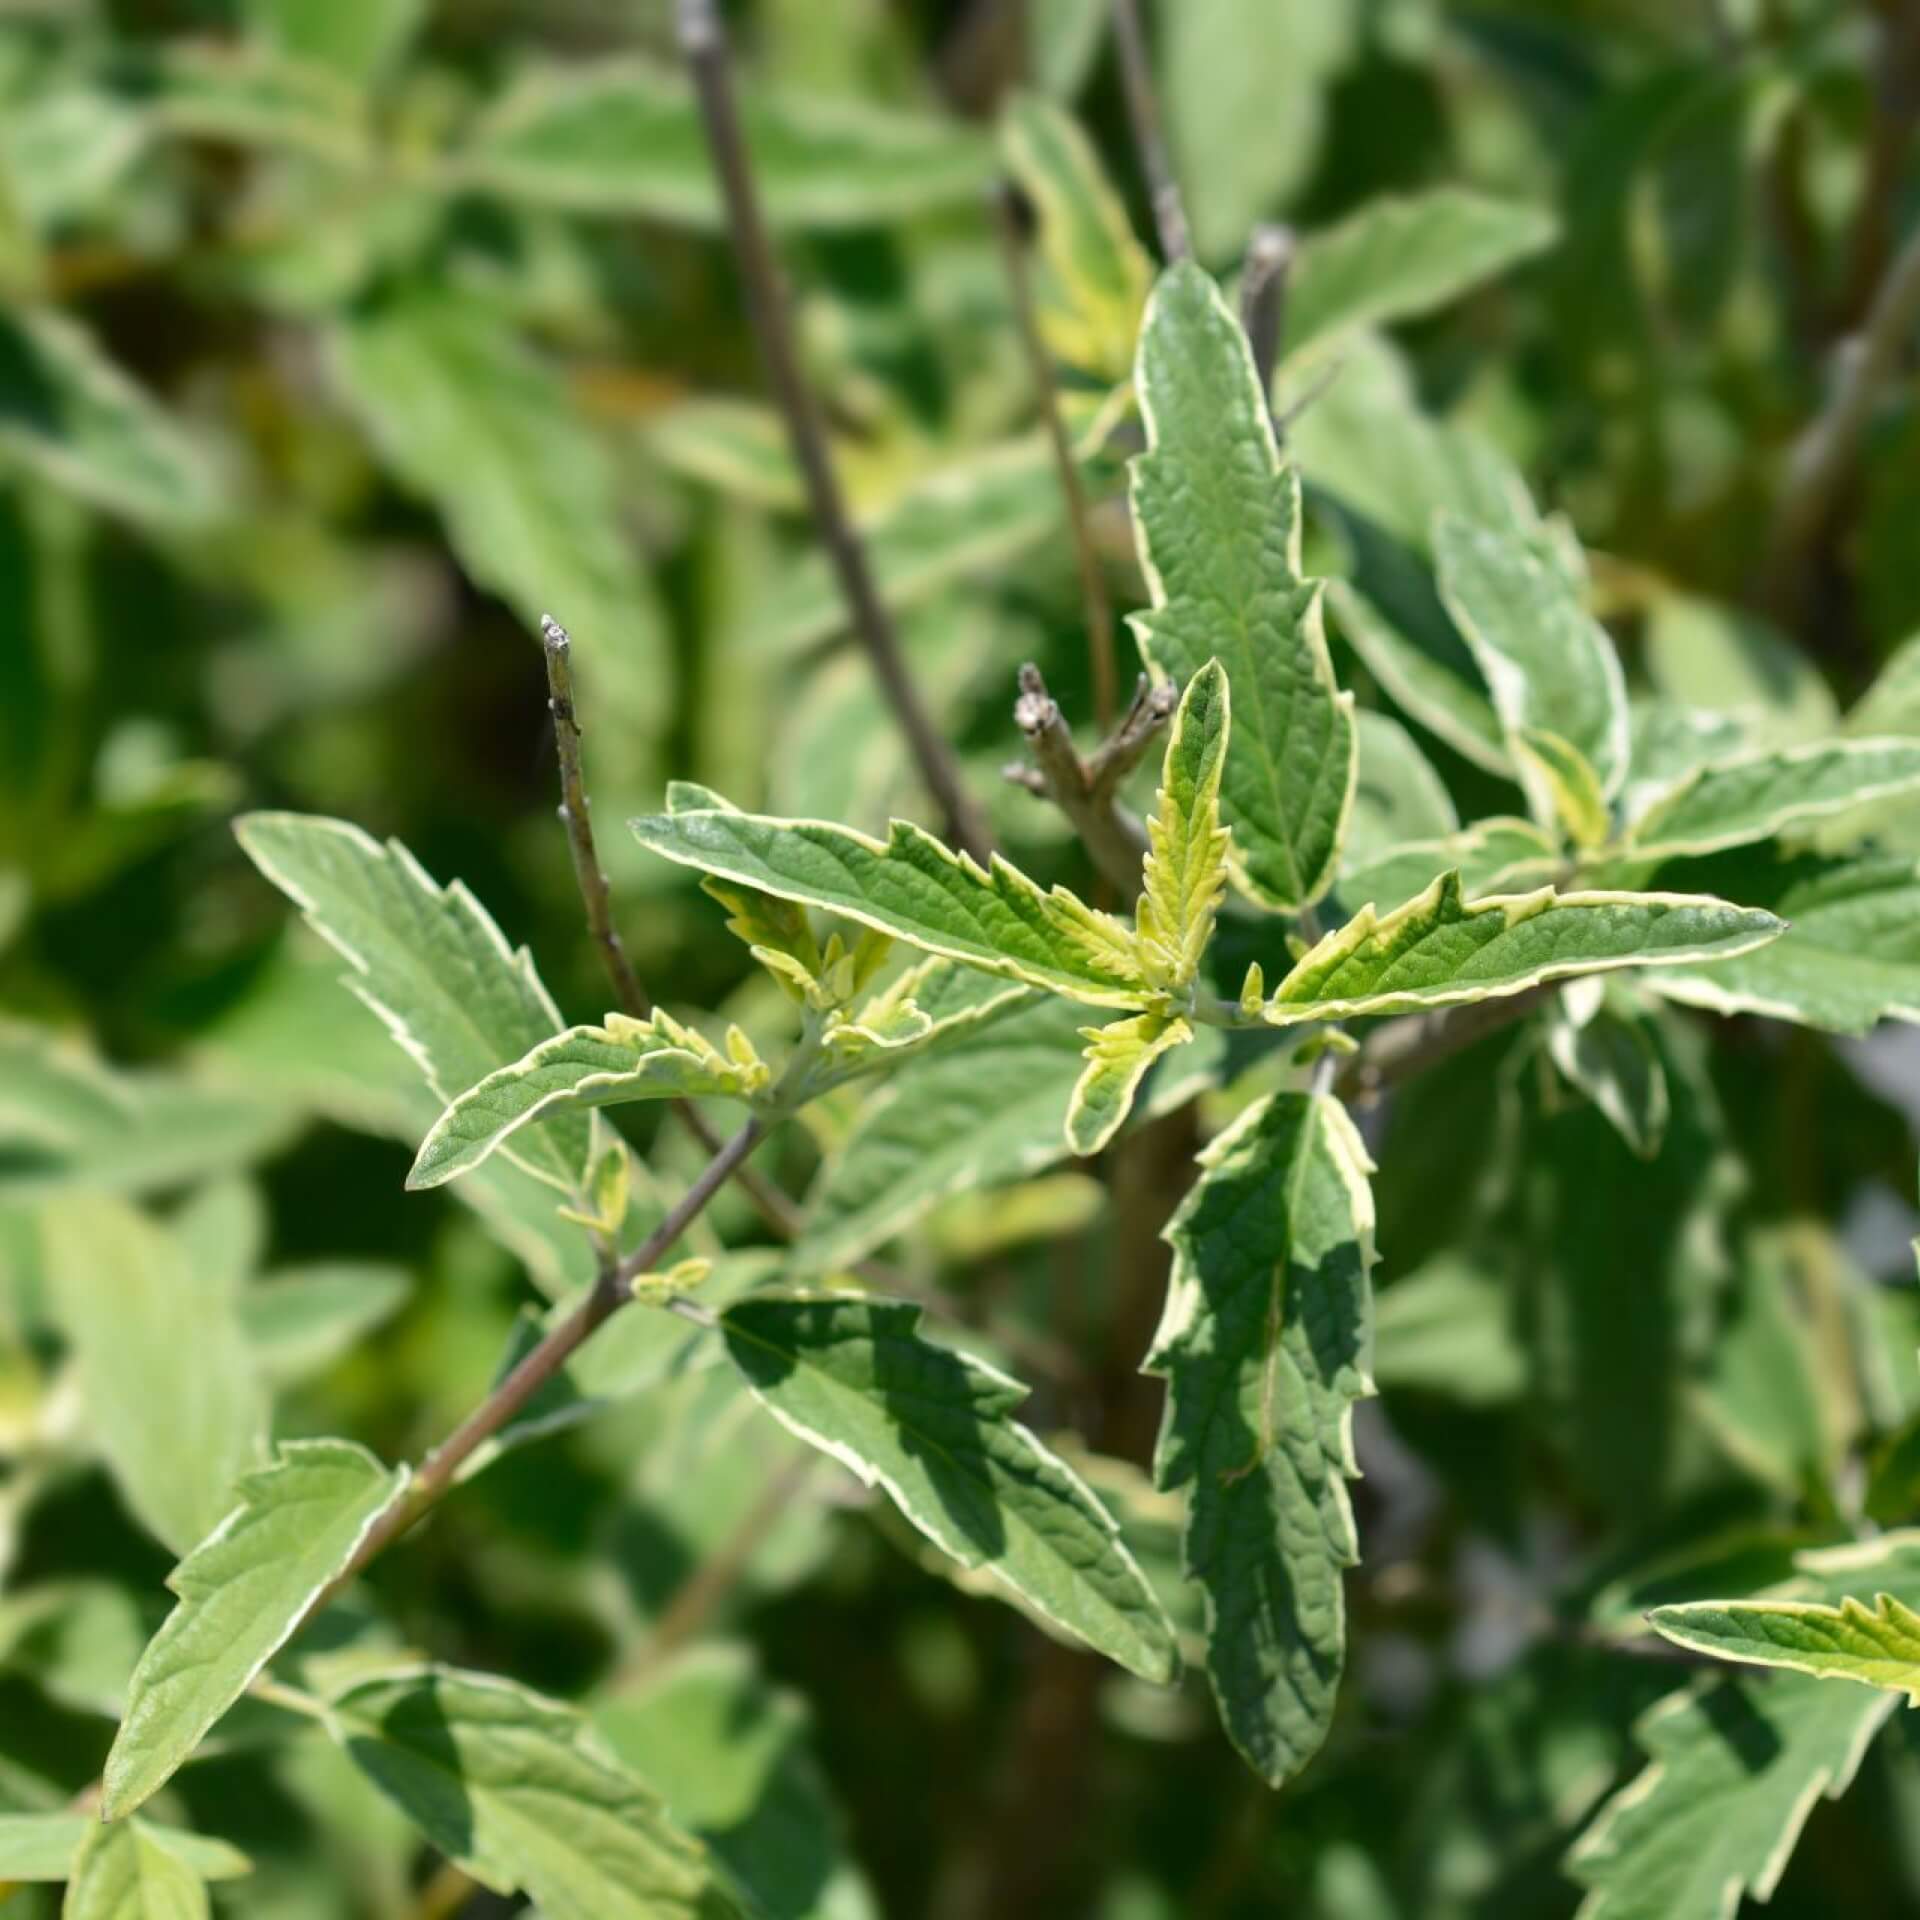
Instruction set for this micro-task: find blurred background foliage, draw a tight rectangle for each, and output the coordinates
[7,0,1920,1915]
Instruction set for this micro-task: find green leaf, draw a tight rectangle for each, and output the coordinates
[1001,92,1151,414]
[407,1011,769,1193]
[44,1198,264,1558]
[1131,264,1357,912]
[1027,0,1108,98]
[1065,1012,1193,1157]
[1283,190,1557,363]
[1645,852,1920,1036]
[1290,334,1539,557]
[457,59,992,228]
[1341,708,1459,871]
[1372,1256,1526,1406]
[814,960,1038,1090]
[1514,728,1612,849]
[1566,1674,1894,1920]
[1146,1091,1376,1785]
[1625,737,1920,860]
[245,0,424,83]
[1259,871,1782,1028]
[328,1665,738,1919]
[1136,660,1231,993]
[1341,812,1562,921]
[0,1815,248,1885]
[237,1263,411,1387]
[630,805,1146,1008]
[234,812,593,1194]
[1160,0,1355,264]
[326,292,671,767]
[62,1819,210,1920]
[796,995,1097,1274]
[1649,1593,1920,1702]
[1326,577,1510,775]
[1435,512,1630,810]
[1644,592,1837,748]
[758,438,1065,656]
[0,304,225,529]
[720,1293,1178,1681]
[593,1644,876,1920]
[1545,994,1670,1159]
[116,42,371,165]
[103,1440,409,1820]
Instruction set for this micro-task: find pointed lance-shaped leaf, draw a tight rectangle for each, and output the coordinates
[327,1665,739,1920]
[630,805,1147,1008]
[1648,1592,1920,1703]
[720,1292,1178,1682]
[234,812,593,1194]
[408,1011,769,1192]
[1147,1092,1377,1786]
[103,1440,410,1820]
[1567,1672,1894,1920]
[1624,737,1920,861]
[1130,263,1358,913]
[1645,851,1920,1036]
[44,1197,264,1559]
[1136,660,1232,994]
[1259,872,1783,1028]
[62,1819,214,1920]
[1065,1012,1193,1157]
[1435,511,1630,810]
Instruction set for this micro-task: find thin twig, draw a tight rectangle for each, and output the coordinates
[1111,0,1190,263]
[290,1118,769,1638]
[1238,222,1295,411]
[541,616,802,1239]
[1009,663,1173,900]
[674,0,992,862]
[1835,0,1920,330]
[1768,217,1920,615]
[615,1453,819,1687]
[1335,986,1551,1106]
[992,184,1118,733]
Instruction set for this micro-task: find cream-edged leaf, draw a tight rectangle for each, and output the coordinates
[1283,189,1558,363]
[1136,661,1232,993]
[103,1440,409,1820]
[234,812,593,1193]
[456,58,992,229]
[1130,263,1357,912]
[1644,852,1920,1036]
[720,1293,1178,1682]
[45,1198,264,1558]
[1260,872,1782,1027]
[1066,1012,1193,1157]
[328,1665,738,1920]
[1514,727,1612,849]
[1648,1592,1920,1703]
[631,805,1146,1008]
[408,1012,769,1192]
[1147,1092,1376,1786]
[1625,737,1920,860]
[1435,511,1630,806]
[1567,1674,1893,1920]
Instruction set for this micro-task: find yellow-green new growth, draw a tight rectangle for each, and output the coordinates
[1136,661,1232,1000]
[1649,1590,1920,1704]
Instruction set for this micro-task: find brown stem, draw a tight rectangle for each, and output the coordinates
[291,1118,769,1637]
[1009,663,1173,900]
[992,185,1119,732]
[1767,217,1920,619]
[674,0,993,862]
[541,615,800,1238]
[1834,0,1920,331]
[1238,222,1295,413]
[615,1452,818,1688]
[1111,0,1191,263]
[1335,985,1552,1106]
